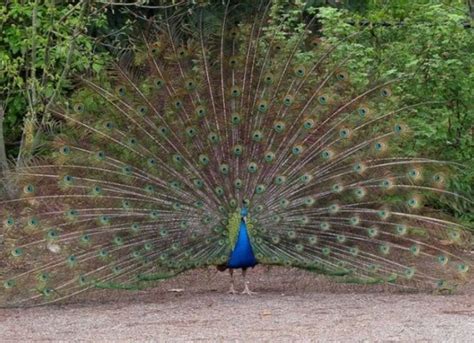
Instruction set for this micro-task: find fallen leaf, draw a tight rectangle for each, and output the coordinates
[168,288,184,293]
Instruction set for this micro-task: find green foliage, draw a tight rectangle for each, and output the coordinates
[0,1,110,158]
[1,0,472,222]
[314,4,473,222]
[267,0,473,222]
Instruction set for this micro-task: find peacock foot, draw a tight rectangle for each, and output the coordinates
[241,285,257,295]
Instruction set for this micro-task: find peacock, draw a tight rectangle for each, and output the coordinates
[1,1,472,307]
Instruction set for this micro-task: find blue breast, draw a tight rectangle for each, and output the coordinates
[227,220,257,269]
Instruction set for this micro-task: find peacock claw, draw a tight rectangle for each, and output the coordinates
[241,289,257,295]
[241,285,257,295]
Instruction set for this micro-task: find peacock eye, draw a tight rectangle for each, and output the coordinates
[257,102,268,113]
[303,119,314,129]
[231,87,241,97]
[264,152,275,162]
[96,151,106,160]
[380,88,391,97]
[155,79,164,88]
[247,162,258,173]
[116,87,126,96]
[220,164,229,174]
[255,184,266,193]
[294,66,305,77]
[199,154,209,165]
[74,103,84,113]
[215,186,224,196]
[262,72,275,85]
[234,179,243,188]
[375,143,383,150]
[321,150,331,159]
[233,145,243,156]
[231,114,241,124]
[208,133,219,143]
[6,217,15,226]
[357,107,369,118]
[11,247,23,257]
[60,146,71,155]
[23,184,35,194]
[137,106,148,115]
[336,72,347,80]
[292,145,303,155]
[283,95,293,106]
[252,131,263,142]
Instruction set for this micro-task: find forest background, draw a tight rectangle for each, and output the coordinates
[0,0,472,223]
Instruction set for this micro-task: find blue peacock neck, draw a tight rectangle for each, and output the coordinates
[226,207,257,269]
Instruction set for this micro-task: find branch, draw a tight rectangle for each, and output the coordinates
[17,0,40,162]
[41,2,87,87]
[0,104,8,176]
[21,0,91,161]
[42,0,91,118]
[102,0,188,9]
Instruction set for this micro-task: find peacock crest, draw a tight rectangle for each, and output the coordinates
[0,1,472,306]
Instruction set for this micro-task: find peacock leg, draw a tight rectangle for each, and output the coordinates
[228,269,237,294]
[241,268,257,295]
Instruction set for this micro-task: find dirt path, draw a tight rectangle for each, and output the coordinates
[1,267,473,342]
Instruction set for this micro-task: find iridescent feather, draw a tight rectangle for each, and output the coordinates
[0,1,472,306]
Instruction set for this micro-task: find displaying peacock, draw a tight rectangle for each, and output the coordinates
[1,1,472,307]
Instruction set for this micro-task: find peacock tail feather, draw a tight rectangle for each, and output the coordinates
[1,1,472,307]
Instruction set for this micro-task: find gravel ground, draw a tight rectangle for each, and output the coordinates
[1,267,473,342]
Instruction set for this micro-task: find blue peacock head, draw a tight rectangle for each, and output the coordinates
[241,199,250,219]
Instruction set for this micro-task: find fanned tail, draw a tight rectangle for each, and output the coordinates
[1,1,472,306]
